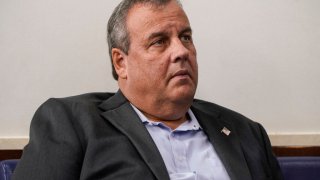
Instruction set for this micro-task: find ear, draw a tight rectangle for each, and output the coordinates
[112,48,128,79]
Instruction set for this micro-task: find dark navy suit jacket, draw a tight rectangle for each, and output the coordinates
[13,91,283,180]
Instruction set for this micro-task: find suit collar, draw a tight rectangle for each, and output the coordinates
[191,103,252,180]
[99,91,170,180]
[98,90,127,110]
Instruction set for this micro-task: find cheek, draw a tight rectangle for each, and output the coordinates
[127,59,144,80]
[146,63,168,83]
[189,54,198,71]
[143,55,169,75]
[127,51,170,82]
[193,60,198,73]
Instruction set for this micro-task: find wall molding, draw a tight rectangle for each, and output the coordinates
[268,133,320,146]
[1,133,320,150]
[1,134,320,160]
[0,137,28,150]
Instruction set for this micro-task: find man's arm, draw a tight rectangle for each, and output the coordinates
[12,98,84,180]
[258,123,284,180]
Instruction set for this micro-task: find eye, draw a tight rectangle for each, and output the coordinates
[151,39,165,46]
[181,35,192,43]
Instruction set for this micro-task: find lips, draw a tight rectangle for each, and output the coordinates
[172,69,190,78]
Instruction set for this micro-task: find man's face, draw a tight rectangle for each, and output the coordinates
[121,1,198,106]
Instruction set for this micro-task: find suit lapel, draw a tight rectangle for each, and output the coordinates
[191,105,252,180]
[99,91,170,180]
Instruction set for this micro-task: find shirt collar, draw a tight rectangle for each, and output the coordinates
[130,104,202,131]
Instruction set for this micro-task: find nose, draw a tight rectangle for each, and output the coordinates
[170,38,190,63]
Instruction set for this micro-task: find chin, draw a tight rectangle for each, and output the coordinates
[171,87,196,104]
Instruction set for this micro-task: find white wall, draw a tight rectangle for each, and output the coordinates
[1,0,319,140]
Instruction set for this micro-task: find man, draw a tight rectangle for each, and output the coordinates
[13,0,283,179]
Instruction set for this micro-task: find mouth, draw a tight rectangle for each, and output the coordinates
[172,69,191,79]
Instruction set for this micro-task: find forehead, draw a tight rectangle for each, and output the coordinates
[126,1,190,35]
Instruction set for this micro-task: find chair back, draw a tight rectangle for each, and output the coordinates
[0,160,19,180]
[278,156,320,180]
[1,157,320,180]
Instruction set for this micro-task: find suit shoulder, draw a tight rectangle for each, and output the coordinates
[45,92,115,105]
[35,92,115,114]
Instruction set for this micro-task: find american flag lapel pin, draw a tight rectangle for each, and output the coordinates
[221,127,231,136]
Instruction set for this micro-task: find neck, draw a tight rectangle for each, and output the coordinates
[141,109,188,130]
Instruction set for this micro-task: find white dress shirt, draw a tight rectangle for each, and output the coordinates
[131,105,230,180]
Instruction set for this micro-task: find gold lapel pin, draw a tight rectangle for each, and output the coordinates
[221,127,231,136]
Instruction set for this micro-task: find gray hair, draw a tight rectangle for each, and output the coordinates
[107,0,181,80]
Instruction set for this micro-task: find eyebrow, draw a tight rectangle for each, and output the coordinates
[147,27,193,41]
[147,31,168,42]
[179,27,193,35]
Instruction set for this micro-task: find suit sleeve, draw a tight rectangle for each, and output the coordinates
[12,98,84,180]
[257,123,284,180]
